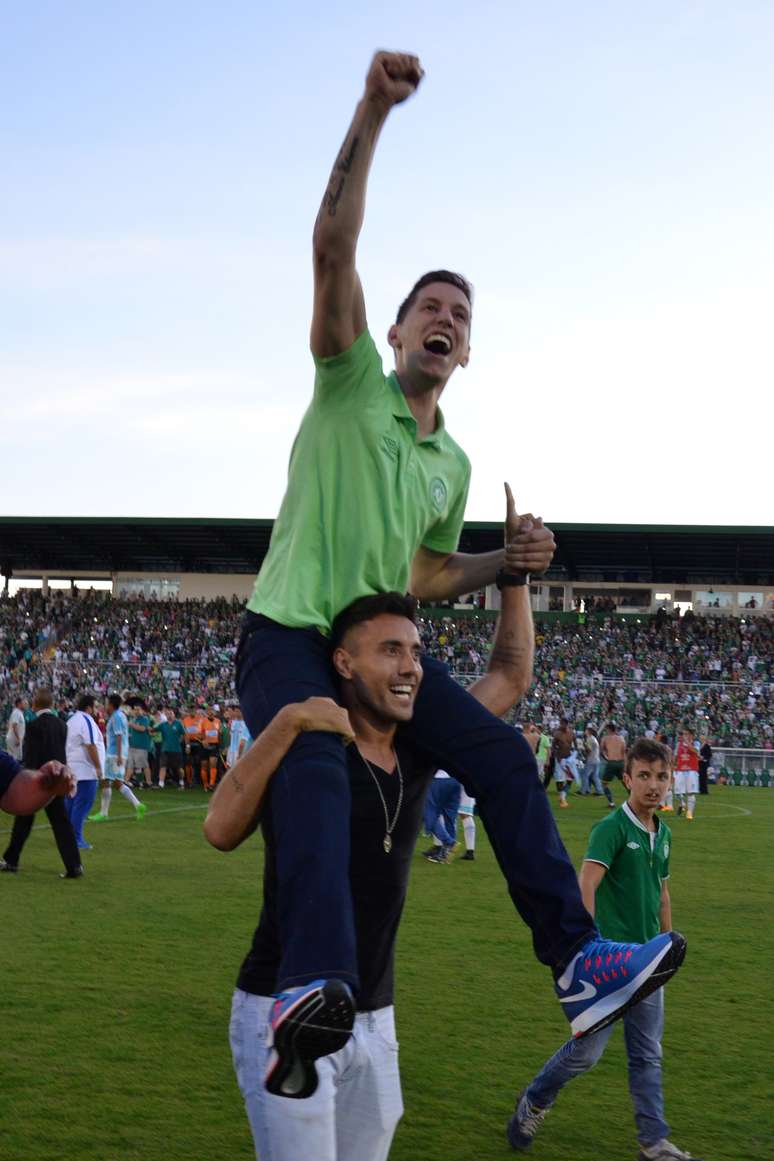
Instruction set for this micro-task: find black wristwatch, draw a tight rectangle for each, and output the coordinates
[495,568,529,590]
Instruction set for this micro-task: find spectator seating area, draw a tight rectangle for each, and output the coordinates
[2,590,773,750]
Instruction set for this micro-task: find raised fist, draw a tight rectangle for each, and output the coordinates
[365,51,424,108]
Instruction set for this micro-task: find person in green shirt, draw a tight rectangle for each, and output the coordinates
[237,50,683,1101]
[157,708,186,790]
[128,704,153,790]
[508,738,701,1161]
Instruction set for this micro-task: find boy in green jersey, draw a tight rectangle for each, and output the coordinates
[508,739,701,1161]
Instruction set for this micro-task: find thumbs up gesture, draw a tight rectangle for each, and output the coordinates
[502,483,556,578]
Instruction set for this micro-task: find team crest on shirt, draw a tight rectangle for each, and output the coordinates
[430,477,447,512]
[626,841,639,850]
[663,843,670,857]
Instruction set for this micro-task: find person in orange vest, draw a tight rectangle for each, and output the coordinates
[182,707,204,789]
[200,708,222,791]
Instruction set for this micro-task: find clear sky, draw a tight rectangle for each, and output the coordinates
[2,1,772,526]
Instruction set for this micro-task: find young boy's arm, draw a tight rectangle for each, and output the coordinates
[578,860,607,918]
[659,880,672,932]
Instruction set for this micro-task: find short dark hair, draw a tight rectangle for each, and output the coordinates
[108,693,122,710]
[33,687,53,710]
[625,738,671,775]
[76,693,95,711]
[330,592,418,652]
[395,270,473,325]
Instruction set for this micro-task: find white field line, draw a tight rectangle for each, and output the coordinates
[0,802,208,837]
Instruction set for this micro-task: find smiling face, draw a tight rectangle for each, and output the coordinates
[333,613,424,726]
[624,759,672,816]
[388,281,471,387]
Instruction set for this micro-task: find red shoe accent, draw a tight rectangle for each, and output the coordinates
[595,956,602,969]
[602,972,610,982]
[584,958,592,971]
[593,974,601,985]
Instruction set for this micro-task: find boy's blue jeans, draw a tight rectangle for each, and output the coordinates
[236,614,596,993]
[526,990,669,1146]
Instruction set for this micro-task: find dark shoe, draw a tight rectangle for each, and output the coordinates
[60,867,84,879]
[264,979,354,1098]
[460,850,476,861]
[424,847,449,863]
[0,860,19,873]
[507,1088,551,1149]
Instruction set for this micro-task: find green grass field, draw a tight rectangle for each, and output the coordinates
[3,785,771,1161]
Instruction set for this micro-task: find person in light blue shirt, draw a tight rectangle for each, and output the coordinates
[226,706,252,769]
[89,694,146,823]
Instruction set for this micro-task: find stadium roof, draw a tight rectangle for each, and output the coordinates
[2,517,774,586]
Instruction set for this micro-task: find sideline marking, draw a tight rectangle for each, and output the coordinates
[0,802,208,837]
[688,801,753,820]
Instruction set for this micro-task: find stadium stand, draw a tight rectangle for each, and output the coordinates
[3,590,772,753]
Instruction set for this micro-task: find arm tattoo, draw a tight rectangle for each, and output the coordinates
[320,135,360,218]
[230,771,244,793]
[490,645,526,670]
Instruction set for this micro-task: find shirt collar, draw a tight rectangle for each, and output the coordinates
[622,800,659,835]
[387,372,445,447]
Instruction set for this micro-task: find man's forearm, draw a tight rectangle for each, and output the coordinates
[313,96,390,260]
[468,586,534,716]
[414,549,505,602]
[204,705,303,852]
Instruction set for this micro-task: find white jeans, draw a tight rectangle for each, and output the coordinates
[229,989,403,1161]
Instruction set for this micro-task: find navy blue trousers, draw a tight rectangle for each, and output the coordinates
[237,616,596,993]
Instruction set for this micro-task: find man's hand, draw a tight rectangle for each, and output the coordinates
[37,761,76,798]
[503,482,556,577]
[365,51,423,109]
[296,698,355,744]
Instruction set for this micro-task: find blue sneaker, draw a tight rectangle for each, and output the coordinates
[507,1088,551,1150]
[264,978,355,1099]
[555,931,686,1038]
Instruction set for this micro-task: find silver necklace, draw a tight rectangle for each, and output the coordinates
[358,747,404,853]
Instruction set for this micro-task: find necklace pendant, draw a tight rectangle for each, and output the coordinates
[383,834,392,854]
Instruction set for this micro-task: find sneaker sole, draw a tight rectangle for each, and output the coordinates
[264,980,354,1099]
[574,932,687,1038]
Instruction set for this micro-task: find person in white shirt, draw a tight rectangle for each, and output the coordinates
[5,697,27,760]
[65,693,105,851]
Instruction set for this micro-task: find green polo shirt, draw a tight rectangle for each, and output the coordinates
[585,802,671,944]
[129,714,153,751]
[248,330,471,633]
[159,719,185,755]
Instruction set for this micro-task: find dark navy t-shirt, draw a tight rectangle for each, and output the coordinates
[0,748,23,800]
[237,740,435,1010]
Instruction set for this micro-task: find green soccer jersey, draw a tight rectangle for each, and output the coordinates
[129,714,153,751]
[159,720,185,754]
[585,802,671,944]
[248,330,471,633]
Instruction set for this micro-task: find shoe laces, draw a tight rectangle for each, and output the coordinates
[577,939,637,986]
[518,1095,549,1136]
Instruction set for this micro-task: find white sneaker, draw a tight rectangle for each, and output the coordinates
[639,1140,703,1161]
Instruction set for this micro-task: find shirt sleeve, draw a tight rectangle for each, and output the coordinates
[421,449,471,555]
[0,748,23,798]
[585,815,623,869]
[312,330,384,409]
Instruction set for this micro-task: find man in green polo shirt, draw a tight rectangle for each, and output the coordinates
[508,738,701,1161]
[237,50,684,1101]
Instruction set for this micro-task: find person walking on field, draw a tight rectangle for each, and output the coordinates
[89,694,146,823]
[0,688,82,878]
[601,722,626,808]
[508,739,702,1161]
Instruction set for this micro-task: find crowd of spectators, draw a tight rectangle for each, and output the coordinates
[2,591,773,750]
